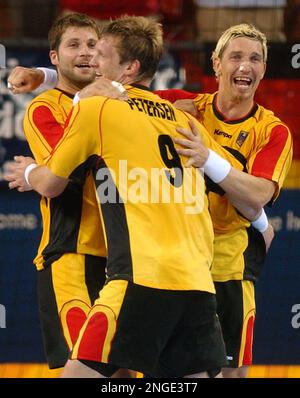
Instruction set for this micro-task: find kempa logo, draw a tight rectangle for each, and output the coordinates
[213,129,232,139]
[291,44,300,69]
[0,304,6,328]
[291,304,300,329]
[95,160,206,214]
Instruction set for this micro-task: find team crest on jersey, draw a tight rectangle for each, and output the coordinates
[236,131,249,147]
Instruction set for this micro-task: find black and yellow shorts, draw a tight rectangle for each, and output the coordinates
[71,280,227,377]
[37,253,106,369]
[214,280,255,368]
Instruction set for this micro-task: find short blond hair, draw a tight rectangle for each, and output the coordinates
[212,24,267,63]
[101,15,163,81]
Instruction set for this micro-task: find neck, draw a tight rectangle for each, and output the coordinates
[56,73,89,95]
[56,82,78,95]
[120,76,151,88]
[216,90,255,120]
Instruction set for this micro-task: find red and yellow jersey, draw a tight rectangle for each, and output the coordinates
[23,88,106,270]
[155,89,197,103]
[158,90,293,281]
[194,92,292,229]
[46,85,220,292]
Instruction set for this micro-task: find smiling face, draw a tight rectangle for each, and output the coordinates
[92,35,132,83]
[50,26,98,90]
[213,37,266,102]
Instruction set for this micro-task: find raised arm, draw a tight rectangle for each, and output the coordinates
[8,67,58,94]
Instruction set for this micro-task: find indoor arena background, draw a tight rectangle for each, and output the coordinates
[0,0,300,378]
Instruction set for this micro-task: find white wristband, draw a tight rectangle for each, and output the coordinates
[73,92,81,105]
[24,163,38,187]
[203,149,231,183]
[111,80,126,93]
[252,208,269,233]
[37,67,58,90]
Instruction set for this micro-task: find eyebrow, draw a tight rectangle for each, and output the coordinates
[65,38,97,44]
[229,50,262,58]
[65,38,81,43]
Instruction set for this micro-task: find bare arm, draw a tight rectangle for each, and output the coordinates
[7,67,47,94]
[8,67,128,101]
[261,223,275,252]
[77,77,128,101]
[4,156,68,197]
[225,195,261,221]
[220,168,275,215]
[174,120,276,251]
[174,120,276,217]
[27,165,68,198]
[227,200,275,252]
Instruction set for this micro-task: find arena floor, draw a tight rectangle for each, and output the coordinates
[0,364,300,378]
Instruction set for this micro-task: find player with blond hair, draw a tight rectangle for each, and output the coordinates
[158,23,292,377]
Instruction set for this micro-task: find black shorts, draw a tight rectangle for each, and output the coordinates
[214,280,255,368]
[72,280,227,377]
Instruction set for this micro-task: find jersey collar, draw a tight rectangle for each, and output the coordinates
[212,93,258,124]
[130,83,151,92]
[54,88,74,99]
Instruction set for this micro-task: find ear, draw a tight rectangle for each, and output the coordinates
[212,56,221,79]
[125,59,141,78]
[260,63,267,80]
[49,50,58,66]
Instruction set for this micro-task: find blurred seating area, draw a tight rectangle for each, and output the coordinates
[284,0,300,41]
[0,0,190,41]
[0,0,299,42]
[194,0,287,42]
[60,0,197,43]
[0,0,57,41]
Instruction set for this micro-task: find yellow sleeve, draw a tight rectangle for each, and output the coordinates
[247,122,293,201]
[45,97,106,179]
[23,96,69,163]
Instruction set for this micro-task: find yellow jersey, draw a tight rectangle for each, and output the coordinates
[194,92,292,281]
[46,85,225,292]
[156,89,292,281]
[23,88,106,270]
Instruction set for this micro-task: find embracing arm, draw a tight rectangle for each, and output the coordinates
[5,156,68,198]
[27,164,68,197]
[219,167,276,217]
[174,120,276,251]
[174,120,276,218]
